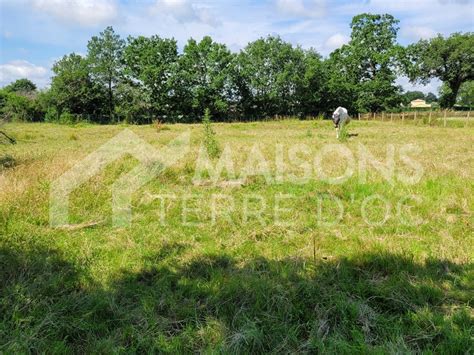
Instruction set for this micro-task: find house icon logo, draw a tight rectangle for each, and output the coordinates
[50,129,190,228]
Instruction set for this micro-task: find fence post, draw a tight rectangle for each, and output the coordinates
[373,112,376,120]
[414,111,417,122]
[382,112,385,121]
[402,112,405,123]
[429,110,432,125]
[444,110,447,127]
[390,112,393,121]
[358,112,360,120]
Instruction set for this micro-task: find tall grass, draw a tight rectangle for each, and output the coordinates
[202,108,220,158]
[0,119,472,352]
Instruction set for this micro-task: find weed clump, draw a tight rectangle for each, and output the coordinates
[202,108,220,158]
[338,124,349,142]
[0,154,16,170]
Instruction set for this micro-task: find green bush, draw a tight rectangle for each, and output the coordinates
[44,107,60,122]
[59,111,78,124]
[1,93,35,121]
[0,90,9,111]
[0,88,47,122]
[4,78,37,93]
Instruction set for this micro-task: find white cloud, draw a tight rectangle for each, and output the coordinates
[276,0,326,18]
[401,26,437,40]
[0,60,50,87]
[277,0,306,16]
[324,33,349,51]
[1,0,471,86]
[153,0,196,22]
[32,0,118,27]
[366,0,471,12]
[152,0,221,27]
[332,0,472,44]
[361,0,473,40]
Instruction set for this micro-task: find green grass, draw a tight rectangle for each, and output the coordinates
[0,119,473,353]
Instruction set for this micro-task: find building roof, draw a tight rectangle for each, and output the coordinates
[410,99,431,108]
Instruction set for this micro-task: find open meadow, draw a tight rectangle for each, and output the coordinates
[0,119,473,352]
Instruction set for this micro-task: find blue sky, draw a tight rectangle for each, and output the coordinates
[1,0,473,92]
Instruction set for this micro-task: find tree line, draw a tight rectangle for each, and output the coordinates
[1,13,472,124]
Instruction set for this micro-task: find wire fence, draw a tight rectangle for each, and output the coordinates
[357,110,472,127]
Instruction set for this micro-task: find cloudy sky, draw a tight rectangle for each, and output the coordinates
[1,0,473,92]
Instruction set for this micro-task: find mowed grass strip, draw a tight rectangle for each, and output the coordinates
[0,120,473,353]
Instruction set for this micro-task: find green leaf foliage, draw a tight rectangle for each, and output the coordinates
[403,32,474,108]
[2,20,471,122]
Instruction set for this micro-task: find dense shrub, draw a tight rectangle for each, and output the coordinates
[1,92,36,121]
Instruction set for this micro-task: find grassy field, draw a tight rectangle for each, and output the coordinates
[0,119,473,353]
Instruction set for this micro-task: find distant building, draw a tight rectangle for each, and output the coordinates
[410,99,431,108]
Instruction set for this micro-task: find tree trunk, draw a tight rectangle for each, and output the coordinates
[108,79,114,122]
[442,80,462,109]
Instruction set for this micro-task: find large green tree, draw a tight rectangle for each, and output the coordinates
[456,81,474,107]
[0,91,37,121]
[330,13,402,112]
[425,92,437,103]
[233,36,307,118]
[177,36,234,120]
[324,50,358,114]
[113,81,149,124]
[49,53,106,122]
[438,80,474,108]
[401,90,425,106]
[1,79,40,122]
[296,49,328,117]
[404,33,474,108]
[87,26,125,121]
[124,35,178,120]
[4,78,37,94]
